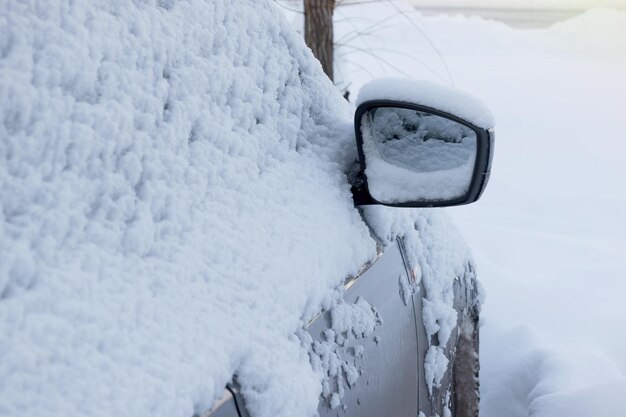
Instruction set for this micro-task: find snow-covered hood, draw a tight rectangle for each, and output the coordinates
[0,1,375,415]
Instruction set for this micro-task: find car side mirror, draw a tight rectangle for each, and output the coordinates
[353,79,495,207]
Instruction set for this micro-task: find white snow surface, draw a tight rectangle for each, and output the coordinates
[330,296,379,337]
[356,78,494,130]
[0,1,387,417]
[307,297,381,409]
[424,345,450,396]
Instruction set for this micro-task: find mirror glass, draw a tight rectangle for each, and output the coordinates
[361,107,477,204]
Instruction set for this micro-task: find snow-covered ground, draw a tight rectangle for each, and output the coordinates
[330,3,626,416]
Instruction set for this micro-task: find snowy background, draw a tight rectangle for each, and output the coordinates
[313,1,626,416]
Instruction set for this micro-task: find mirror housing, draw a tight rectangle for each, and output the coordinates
[352,79,495,208]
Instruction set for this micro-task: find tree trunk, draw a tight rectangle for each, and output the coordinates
[304,0,335,82]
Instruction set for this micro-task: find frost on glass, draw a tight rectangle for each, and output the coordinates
[361,107,477,204]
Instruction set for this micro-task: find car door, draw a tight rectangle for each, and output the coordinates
[202,240,421,417]
[308,239,420,417]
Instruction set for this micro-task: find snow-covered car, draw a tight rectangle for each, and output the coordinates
[205,81,494,417]
[0,2,492,417]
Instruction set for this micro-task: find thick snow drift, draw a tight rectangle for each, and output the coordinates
[0,1,379,416]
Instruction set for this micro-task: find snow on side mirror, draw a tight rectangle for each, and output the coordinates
[353,78,495,207]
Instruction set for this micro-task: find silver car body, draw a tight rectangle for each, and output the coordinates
[203,237,479,417]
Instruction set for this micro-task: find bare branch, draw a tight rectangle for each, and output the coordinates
[384,0,455,85]
[335,11,405,44]
[273,0,304,14]
[336,44,449,83]
[341,58,378,79]
[338,0,392,6]
[335,7,387,74]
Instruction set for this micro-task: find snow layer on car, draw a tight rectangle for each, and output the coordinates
[356,78,494,130]
[0,1,475,417]
[0,1,378,417]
